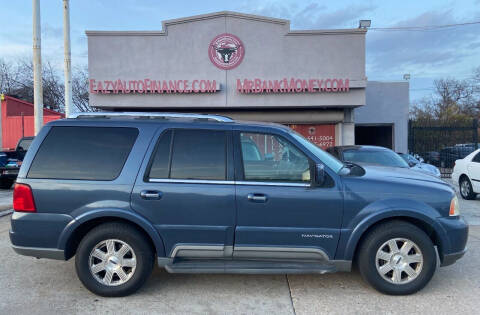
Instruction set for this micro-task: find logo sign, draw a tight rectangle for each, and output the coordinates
[209,33,244,70]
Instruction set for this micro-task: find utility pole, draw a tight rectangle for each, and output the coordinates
[63,0,72,117]
[32,0,43,134]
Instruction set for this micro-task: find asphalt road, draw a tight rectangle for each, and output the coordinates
[1,214,479,315]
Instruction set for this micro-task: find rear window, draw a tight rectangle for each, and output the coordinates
[28,126,138,180]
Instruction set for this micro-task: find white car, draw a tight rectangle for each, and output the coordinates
[452,148,480,200]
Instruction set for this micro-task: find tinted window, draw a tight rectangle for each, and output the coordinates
[28,127,138,180]
[473,152,480,163]
[148,130,172,179]
[169,129,226,180]
[343,149,409,168]
[240,132,310,182]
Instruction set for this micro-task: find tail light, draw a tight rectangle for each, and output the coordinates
[13,183,36,212]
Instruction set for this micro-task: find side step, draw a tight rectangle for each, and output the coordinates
[163,259,345,274]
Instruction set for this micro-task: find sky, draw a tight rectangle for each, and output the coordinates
[0,0,479,102]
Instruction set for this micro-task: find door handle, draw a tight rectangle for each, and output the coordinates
[247,193,268,203]
[140,190,162,200]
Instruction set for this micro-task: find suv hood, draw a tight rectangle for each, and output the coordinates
[358,164,448,186]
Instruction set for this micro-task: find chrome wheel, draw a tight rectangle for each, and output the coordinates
[88,239,137,286]
[461,180,471,197]
[375,238,423,285]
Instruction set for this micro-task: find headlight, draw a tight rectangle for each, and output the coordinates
[449,196,460,216]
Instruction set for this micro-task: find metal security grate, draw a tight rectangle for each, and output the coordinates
[408,119,479,178]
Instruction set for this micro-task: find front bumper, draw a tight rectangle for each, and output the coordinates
[437,216,469,266]
[441,248,467,266]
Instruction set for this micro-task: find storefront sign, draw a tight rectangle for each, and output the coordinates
[237,78,349,94]
[289,124,335,149]
[89,79,219,94]
[209,33,245,70]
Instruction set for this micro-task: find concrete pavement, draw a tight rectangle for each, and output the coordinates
[1,180,479,314]
[0,188,12,212]
[1,214,479,315]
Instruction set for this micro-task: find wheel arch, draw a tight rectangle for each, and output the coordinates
[459,173,470,184]
[343,211,449,264]
[58,209,166,260]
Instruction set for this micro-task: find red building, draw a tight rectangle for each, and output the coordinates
[0,94,65,149]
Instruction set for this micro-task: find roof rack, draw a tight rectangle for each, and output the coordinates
[68,112,234,123]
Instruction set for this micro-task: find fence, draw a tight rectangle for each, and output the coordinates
[408,119,479,178]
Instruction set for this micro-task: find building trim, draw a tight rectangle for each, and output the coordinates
[86,11,367,37]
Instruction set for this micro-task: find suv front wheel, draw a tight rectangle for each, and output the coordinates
[75,222,154,297]
[357,220,437,295]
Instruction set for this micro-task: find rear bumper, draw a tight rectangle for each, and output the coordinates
[11,245,65,260]
[0,167,19,179]
[9,212,73,259]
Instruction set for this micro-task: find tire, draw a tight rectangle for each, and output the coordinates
[459,176,476,200]
[75,222,155,297]
[357,220,437,295]
[0,179,14,189]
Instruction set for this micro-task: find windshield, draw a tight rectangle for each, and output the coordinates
[344,149,409,168]
[289,131,344,173]
[399,153,420,165]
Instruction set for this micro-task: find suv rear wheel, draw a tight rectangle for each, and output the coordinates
[75,222,154,297]
[357,220,436,295]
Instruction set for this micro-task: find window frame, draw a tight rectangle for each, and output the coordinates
[234,130,315,185]
[144,128,232,182]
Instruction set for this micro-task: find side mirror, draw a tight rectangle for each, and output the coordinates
[316,164,326,186]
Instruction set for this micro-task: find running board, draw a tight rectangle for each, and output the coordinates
[161,259,351,274]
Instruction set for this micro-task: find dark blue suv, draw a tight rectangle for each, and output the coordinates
[10,112,468,296]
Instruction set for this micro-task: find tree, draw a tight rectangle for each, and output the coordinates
[410,68,480,125]
[0,57,93,112]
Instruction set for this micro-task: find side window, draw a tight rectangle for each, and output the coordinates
[240,132,311,182]
[473,152,480,163]
[149,130,172,179]
[28,127,138,180]
[147,129,227,180]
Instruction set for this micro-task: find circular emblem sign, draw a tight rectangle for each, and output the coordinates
[208,33,245,70]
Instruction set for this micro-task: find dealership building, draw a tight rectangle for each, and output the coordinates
[86,11,409,152]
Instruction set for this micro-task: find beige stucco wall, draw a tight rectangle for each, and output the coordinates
[87,11,366,111]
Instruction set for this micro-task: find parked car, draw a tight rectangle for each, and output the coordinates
[326,145,409,169]
[439,146,475,168]
[397,153,441,178]
[0,136,34,189]
[422,151,441,166]
[10,112,467,297]
[452,148,480,200]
